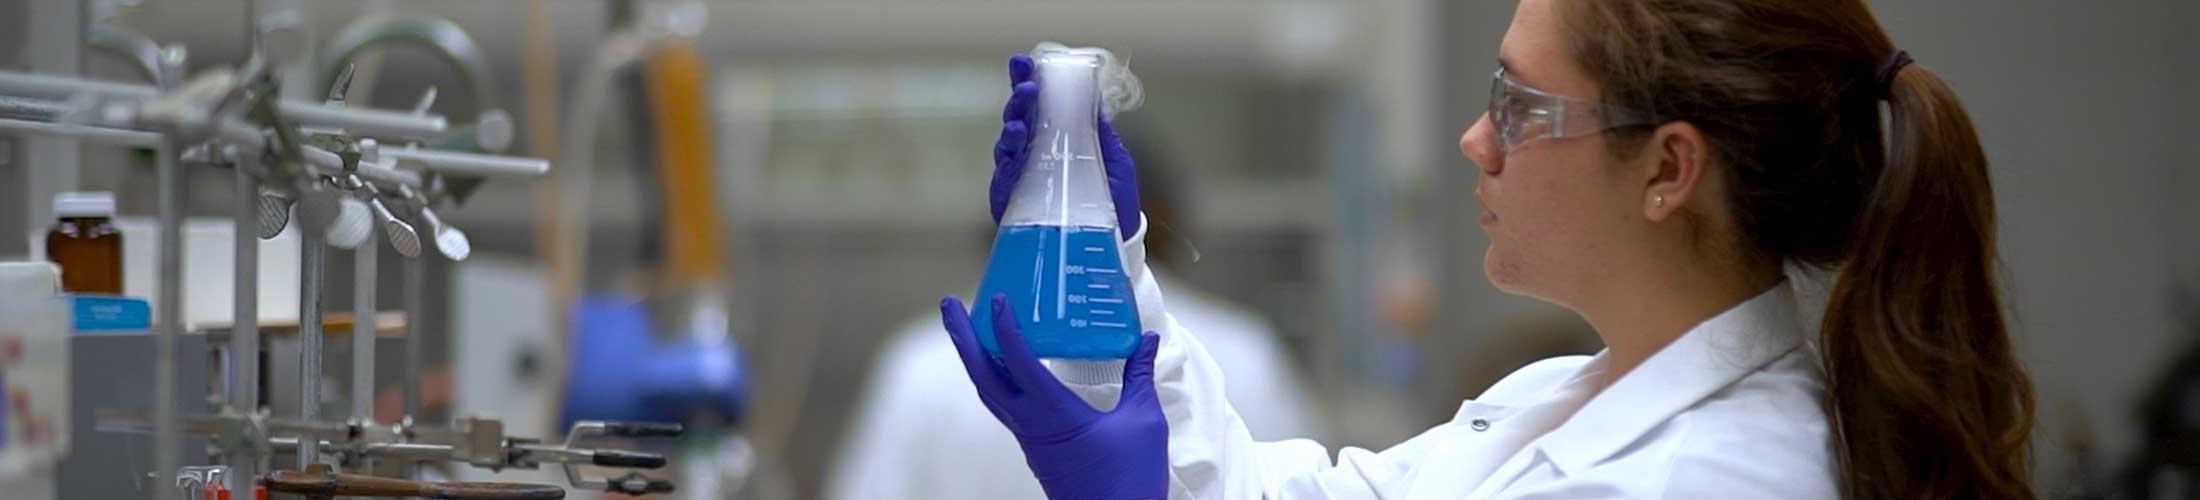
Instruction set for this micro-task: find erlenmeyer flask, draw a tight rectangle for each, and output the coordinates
[973,48,1142,360]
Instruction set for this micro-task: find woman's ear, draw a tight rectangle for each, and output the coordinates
[1641,121,1709,222]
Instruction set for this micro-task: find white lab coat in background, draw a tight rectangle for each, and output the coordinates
[824,270,1320,500]
[1037,220,1837,499]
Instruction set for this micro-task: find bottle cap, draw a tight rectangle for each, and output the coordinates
[53,191,116,218]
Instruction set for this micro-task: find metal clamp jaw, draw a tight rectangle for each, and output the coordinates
[432,417,684,494]
[548,421,682,496]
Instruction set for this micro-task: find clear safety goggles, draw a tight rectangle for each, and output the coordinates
[1487,68,1660,154]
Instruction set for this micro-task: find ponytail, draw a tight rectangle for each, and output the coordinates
[1564,1,2037,497]
[1821,65,2036,499]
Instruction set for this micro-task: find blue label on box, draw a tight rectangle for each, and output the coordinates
[69,294,150,331]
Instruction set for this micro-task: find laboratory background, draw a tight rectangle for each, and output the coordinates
[0,0,2195,498]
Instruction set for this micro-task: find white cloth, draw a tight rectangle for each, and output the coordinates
[1047,220,1837,499]
[823,253,1319,498]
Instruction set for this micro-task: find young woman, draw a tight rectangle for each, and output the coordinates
[936,0,2036,497]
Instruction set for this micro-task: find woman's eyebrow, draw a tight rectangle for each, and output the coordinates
[1496,57,1536,87]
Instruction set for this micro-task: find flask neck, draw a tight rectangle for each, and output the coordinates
[1033,55,1102,136]
[1002,52,1117,229]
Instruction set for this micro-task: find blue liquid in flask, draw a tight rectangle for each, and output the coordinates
[973,224,1142,360]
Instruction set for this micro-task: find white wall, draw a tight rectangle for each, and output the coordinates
[1870,0,2188,484]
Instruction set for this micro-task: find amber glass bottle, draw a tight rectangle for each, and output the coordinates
[45,192,123,294]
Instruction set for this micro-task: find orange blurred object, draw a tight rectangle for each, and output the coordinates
[644,42,727,288]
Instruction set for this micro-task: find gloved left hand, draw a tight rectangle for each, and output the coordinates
[991,53,1143,240]
[940,294,1168,500]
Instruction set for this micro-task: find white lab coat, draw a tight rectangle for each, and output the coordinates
[1039,218,1838,499]
[824,268,1320,500]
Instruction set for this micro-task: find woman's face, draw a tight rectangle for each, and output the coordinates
[1463,0,1656,307]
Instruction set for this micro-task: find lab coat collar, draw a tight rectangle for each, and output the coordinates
[1536,284,1808,475]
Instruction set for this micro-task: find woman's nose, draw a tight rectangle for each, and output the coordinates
[1462,113,1502,176]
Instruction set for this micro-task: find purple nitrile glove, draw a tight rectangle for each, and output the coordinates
[991,53,1143,240]
[940,294,1168,500]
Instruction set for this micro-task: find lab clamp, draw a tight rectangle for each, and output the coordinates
[98,413,681,497]
[0,10,680,499]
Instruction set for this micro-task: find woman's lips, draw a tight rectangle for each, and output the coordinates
[1475,188,1496,225]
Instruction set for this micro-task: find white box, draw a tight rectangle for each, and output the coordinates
[0,262,71,483]
[31,218,302,330]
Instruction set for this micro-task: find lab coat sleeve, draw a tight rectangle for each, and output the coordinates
[1052,214,1439,499]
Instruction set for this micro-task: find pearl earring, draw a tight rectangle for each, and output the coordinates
[1655,194,1666,208]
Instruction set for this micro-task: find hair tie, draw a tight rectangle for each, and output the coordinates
[1873,50,1913,100]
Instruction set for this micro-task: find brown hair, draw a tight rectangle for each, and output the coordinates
[1561,0,2035,497]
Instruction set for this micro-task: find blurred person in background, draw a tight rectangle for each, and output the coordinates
[826,146,1319,500]
[934,0,2038,498]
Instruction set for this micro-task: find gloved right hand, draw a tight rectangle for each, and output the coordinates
[940,294,1169,500]
[991,53,1144,240]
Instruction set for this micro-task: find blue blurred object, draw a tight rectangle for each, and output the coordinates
[560,294,746,430]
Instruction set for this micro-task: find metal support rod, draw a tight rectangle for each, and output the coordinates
[401,258,423,416]
[279,104,450,141]
[401,248,425,481]
[0,113,428,190]
[22,0,80,241]
[0,116,160,146]
[154,135,185,500]
[0,70,450,140]
[349,210,378,474]
[298,226,325,469]
[153,44,189,499]
[228,157,263,491]
[0,95,70,119]
[0,95,548,189]
[383,146,550,178]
